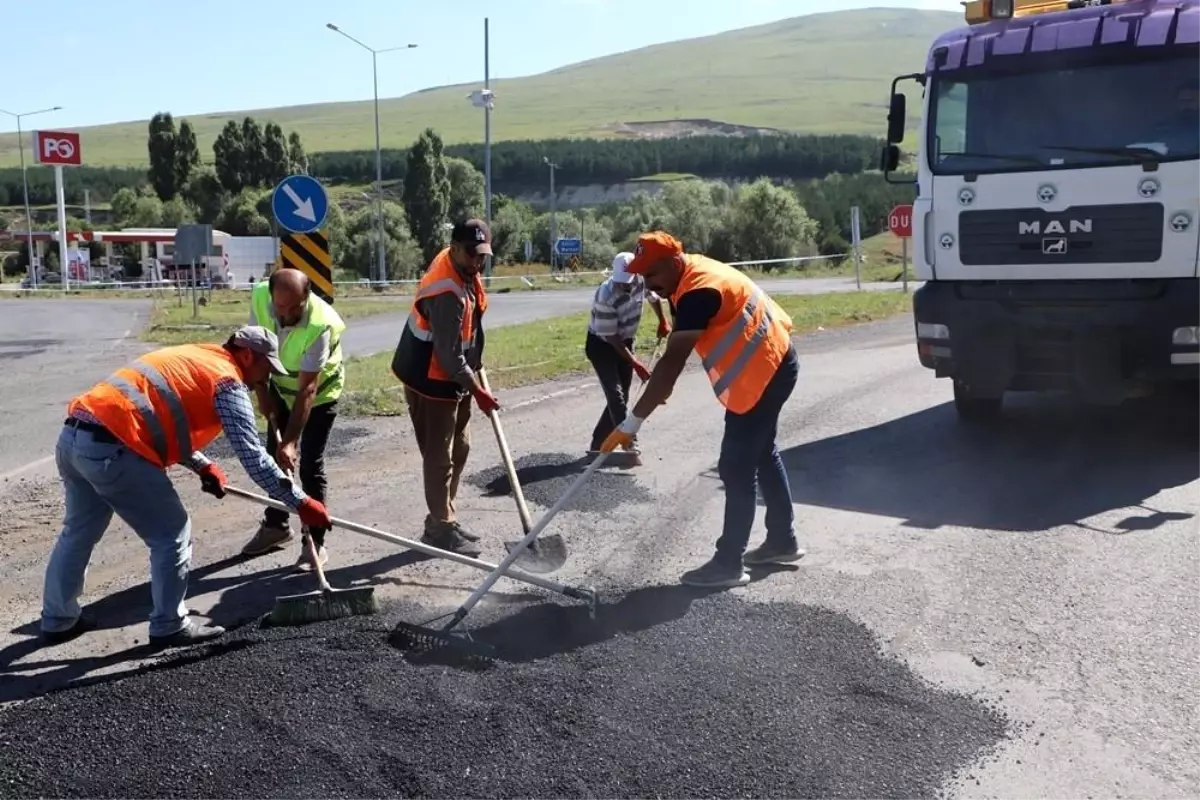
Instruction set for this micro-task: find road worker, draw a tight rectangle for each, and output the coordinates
[599,231,804,588]
[241,268,346,570]
[585,251,670,460]
[391,219,498,557]
[41,326,333,647]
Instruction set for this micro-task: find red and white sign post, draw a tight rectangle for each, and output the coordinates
[33,130,83,291]
[888,204,913,293]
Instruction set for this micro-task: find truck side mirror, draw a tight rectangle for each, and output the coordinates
[886,92,907,144]
[880,144,901,173]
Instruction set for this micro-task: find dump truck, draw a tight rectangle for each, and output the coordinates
[882,0,1199,421]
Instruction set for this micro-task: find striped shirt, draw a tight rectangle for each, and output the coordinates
[71,378,305,510]
[588,277,647,340]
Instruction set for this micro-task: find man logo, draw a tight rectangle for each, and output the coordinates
[1019,219,1092,235]
[1042,237,1068,255]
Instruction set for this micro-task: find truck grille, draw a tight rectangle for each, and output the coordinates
[958,203,1164,266]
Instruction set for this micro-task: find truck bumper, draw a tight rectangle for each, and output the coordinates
[912,279,1200,396]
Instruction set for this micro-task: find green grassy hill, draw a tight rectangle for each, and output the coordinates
[0,7,956,168]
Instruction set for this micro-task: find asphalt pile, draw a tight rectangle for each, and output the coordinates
[468,451,654,515]
[0,592,1008,799]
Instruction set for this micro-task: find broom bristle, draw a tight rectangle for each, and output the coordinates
[267,588,379,627]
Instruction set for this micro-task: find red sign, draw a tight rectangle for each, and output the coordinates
[888,204,913,238]
[33,130,82,166]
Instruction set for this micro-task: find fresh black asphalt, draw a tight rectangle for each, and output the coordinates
[0,592,1008,799]
[467,451,654,515]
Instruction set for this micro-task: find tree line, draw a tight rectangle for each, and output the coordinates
[0,131,885,210]
[311,133,884,190]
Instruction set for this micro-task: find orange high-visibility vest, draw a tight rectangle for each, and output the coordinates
[669,254,794,414]
[391,248,489,400]
[68,344,245,468]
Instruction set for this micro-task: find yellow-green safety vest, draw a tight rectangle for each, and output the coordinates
[250,281,346,408]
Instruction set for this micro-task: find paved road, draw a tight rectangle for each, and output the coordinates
[0,299,153,477]
[0,314,1194,797]
[342,276,909,357]
[0,278,906,478]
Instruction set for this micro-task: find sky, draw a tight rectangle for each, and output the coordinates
[0,0,960,134]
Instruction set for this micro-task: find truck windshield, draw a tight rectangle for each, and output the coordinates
[928,50,1199,175]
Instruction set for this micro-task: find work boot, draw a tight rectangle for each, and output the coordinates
[743,540,806,566]
[148,619,226,648]
[241,521,294,556]
[425,514,479,542]
[41,613,97,646]
[421,521,482,557]
[679,557,750,589]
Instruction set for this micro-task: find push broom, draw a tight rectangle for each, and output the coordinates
[257,472,379,626]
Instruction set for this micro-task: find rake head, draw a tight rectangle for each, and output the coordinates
[389,619,497,668]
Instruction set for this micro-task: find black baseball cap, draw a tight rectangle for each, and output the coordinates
[451,219,493,256]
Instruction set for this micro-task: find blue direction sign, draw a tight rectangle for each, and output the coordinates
[271,174,329,234]
[554,237,582,256]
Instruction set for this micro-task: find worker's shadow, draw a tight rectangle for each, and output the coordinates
[396,574,792,669]
[0,544,494,705]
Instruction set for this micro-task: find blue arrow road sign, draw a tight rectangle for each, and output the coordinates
[271,174,329,234]
[554,237,582,256]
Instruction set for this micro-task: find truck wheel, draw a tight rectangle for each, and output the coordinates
[953,379,1003,423]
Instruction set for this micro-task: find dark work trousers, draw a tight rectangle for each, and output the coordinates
[713,345,800,566]
[264,385,338,548]
[585,331,635,451]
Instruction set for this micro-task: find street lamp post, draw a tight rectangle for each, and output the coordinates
[1,105,62,289]
[543,157,558,271]
[326,23,416,285]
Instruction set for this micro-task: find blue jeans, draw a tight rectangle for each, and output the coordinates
[713,346,799,565]
[41,424,192,638]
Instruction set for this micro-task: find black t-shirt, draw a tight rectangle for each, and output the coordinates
[670,288,722,332]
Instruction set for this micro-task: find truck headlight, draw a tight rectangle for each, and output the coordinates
[1172,326,1199,346]
[917,322,950,340]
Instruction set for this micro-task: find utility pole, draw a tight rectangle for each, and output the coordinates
[1,105,62,289]
[544,157,558,270]
[326,23,417,285]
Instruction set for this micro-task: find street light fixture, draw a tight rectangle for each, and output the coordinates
[326,23,416,285]
[544,156,559,270]
[0,105,62,289]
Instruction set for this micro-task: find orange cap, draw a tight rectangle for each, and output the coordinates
[627,231,683,274]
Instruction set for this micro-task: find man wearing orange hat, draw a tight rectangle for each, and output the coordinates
[599,231,804,588]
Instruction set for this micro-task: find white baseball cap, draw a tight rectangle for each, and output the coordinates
[610,252,636,284]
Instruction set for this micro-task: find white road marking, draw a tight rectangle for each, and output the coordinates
[1,455,53,481]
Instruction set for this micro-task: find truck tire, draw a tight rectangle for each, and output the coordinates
[953,379,1003,423]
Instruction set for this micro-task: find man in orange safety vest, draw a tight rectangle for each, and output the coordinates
[599,231,805,588]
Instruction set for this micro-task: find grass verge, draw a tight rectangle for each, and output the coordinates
[340,289,913,417]
[142,293,406,346]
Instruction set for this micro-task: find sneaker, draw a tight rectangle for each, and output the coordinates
[421,524,482,557]
[241,521,294,556]
[744,541,807,566]
[41,613,97,645]
[148,619,226,648]
[294,544,329,572]
[680,558,750,589]
[425,514,479,542]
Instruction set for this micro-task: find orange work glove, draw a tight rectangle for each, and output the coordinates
[632,359,651,382]
[298,498,332,529]
[197,463,228,498]
[472,387,501,415]
[599,414,643,453]
[657,319,671,339]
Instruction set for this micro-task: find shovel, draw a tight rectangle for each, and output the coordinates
[478,368,568,575]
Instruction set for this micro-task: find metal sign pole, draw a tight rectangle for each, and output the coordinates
[902,236,909,294]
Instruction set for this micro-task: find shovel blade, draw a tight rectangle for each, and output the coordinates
[503,534,569,574]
